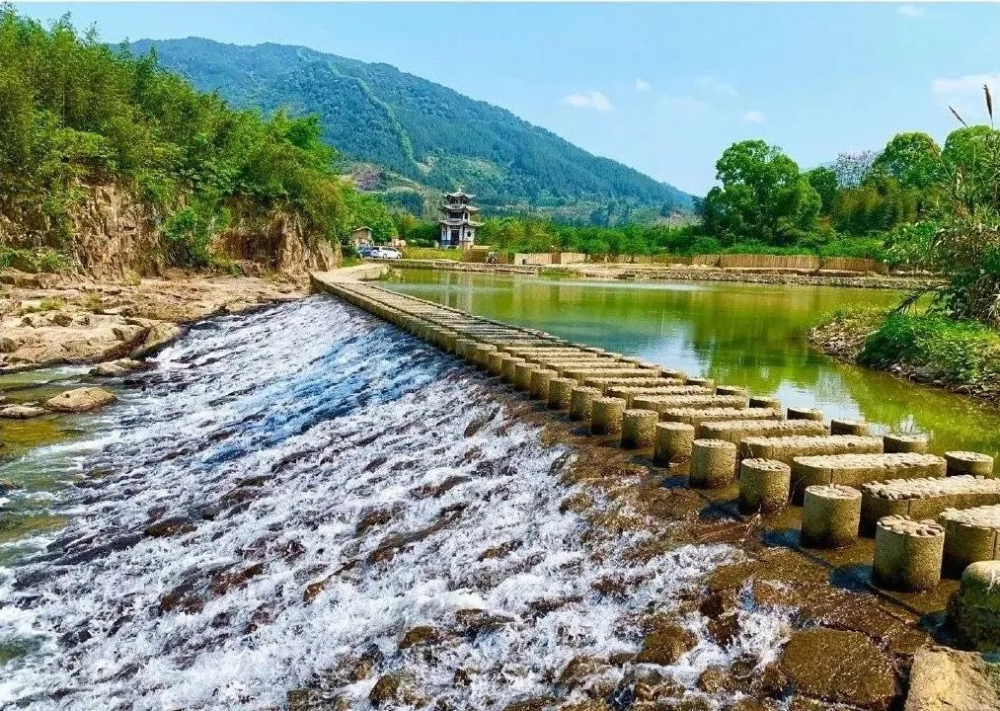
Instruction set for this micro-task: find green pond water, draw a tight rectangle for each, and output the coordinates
[382,269,1000,460]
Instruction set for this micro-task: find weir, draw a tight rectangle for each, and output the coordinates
[311,269,1000,647]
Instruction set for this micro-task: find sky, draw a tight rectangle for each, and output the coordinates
[15,2,1000,195]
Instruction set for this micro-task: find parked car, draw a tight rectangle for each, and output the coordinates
[357,245,374,258]
[370,246,401,260]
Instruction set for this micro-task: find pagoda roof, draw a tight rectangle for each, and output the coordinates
[441,204,479,212]
[438,218,483,227]
[444,191,475,200]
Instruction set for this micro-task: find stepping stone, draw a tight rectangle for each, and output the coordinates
[861,476,1000,535]
[605,385,710,406]
[739,434,883,467]
[939,505,1000,572]
[792,452,946,497]
[663,407,782,427]
[699,418,828,445]
[632,394,747,415]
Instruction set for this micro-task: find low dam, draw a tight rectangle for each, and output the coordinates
[313,271,1000,653]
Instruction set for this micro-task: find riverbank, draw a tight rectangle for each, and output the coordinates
[810,308,1000,407]
[386,259,942,291]
[0,269,306,373]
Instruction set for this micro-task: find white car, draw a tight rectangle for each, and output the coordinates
[370,246,401,260]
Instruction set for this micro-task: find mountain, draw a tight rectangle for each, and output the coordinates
[128,38,693,220]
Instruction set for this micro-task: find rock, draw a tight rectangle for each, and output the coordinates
[635,618,697,665]
[697,666,733,693]
[0,405,49,419]
[0,336,16,353]
[51,312,73,327]
[45,387,116,413]
[90,358,144,377]
[904,647,1000,711]
[348,643,384,682]
[557,655,608,691]
[131,322,182,358]
[454,608,513,638]
[398,625,445,650]
[947,560,1000,651]
[368,671,425,707]
[779,628,899,710]
[145,516,197,538]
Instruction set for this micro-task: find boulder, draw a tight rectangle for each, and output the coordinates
[132,322,181,358]
[779,628,899,710]
[90,358,144,377]
[635,618,697,665]
[905,647,1000,711]
[0,405,49,419]
[45,387,117,413]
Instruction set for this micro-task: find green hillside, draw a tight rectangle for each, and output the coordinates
[128,38,693,220]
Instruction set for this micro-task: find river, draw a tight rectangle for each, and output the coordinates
[381,269,1000,458]
[0,296,789,709]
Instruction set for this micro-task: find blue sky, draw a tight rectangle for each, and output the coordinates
[15,2,1000,195]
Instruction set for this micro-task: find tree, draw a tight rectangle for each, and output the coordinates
[833,150,879,188]
[805,167,838,215]
[942,125,1000,212]
[702,140,821,245]
[870,132,944,190]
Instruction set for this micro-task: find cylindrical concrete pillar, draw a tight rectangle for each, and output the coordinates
[716,385,748,398]
[621,409,659,449]
[788,407,824,421]
[569,387,602,422]
[501,357,525,384]
[801,484,861,548]
[513,362,535,391]
[739,459,792,514]
[940,507,1000,573]
[883,434,928,454]
[945,451,995,478]
[690,439,737,489]
[653,423,695,465]
[486,351,505,376]
[948,560,1000,649]
[547,378,577,410]
[591,397,627,435]
[873,515,945,592]
[472,344,497,370]
[749,396,782,410]
[455,338,475,360]
[831,419,869,436]
[529,369,558,401]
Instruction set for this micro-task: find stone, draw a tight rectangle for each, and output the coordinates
[398,625,445,650]
[635,619,697,665]
[944,451,995,478]
[145,516,197,537]
[653,422,696,465]
[904,647,1000,711]
[947,561,1000,652]
[690,439,737,489]
[739,458,791,514]
[368,671,425,707]
[873,515,945,592]
[132,322,181,358]
[0,405,49,419]
[779,628,898,710]
[44,387,117,413]
[939,505,1000,573]
[801,484,861,549]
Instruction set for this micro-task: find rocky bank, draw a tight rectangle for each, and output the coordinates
[0,269,306,372]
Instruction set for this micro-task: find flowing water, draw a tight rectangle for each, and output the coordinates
[382,269,1000,458]
[0,297,791,709]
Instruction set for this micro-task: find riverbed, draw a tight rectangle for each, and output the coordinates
[382,269,1000,458]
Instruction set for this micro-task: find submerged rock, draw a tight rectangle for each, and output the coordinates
[634,617,697,665]
[779,628,899,710]
[0,404,49,419]
[45,387,116,413]
[368,671,426,707]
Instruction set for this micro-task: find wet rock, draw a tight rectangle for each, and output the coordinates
[0,405,49,419]
[904,647,1000,711]
[45,387,116,413]
[696,666,734,694]
[348,644,385,682]
[131,322,182,358]
[145,516,196,538]
[455,608,513,638]
[90,359,144,377]
[779,628,899,710]
[209,562,265,597]
[368,671,426,707]
[706,613,741,648]
[398,625,445,650]
[478,539,522,560]
[355,508,393,536]
[557,655,609,691]
[0,478,23,494]
[635,618,697,665]
[235,474,272,488]
[502,697,557,711]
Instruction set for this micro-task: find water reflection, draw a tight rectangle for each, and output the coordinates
[383,270,1000,458]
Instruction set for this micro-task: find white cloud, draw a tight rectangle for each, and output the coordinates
[898,4,925,17]
[699,75,739,98]
[931,73,1000,117]
[742,110,766,124]
[635,78,652,92]
[562,90,612,112]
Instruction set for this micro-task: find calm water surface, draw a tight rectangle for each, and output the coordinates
[382,269,1000,458]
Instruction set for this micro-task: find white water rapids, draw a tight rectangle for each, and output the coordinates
[0,297,790,709]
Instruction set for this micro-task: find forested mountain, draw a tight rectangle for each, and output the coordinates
[128,38,692,219]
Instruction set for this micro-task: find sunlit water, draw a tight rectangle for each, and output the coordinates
[0,297,787,709]
[382,269,1000,459]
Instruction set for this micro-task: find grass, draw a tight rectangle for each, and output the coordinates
[22,297,64,313]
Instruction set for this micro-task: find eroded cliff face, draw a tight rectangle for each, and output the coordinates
[2,182,339,280]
